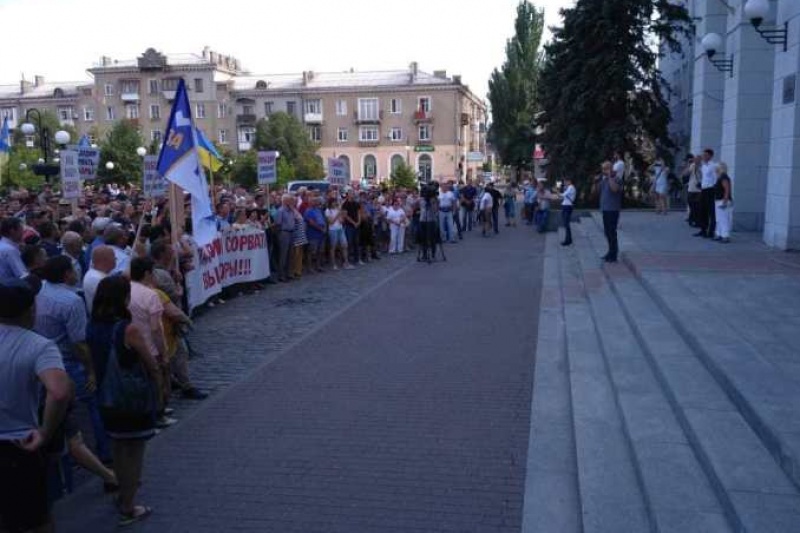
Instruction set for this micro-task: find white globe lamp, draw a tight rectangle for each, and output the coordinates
[136,146,147,157]
[701,33,723,58]
[744,0,769,28]
[54,130,71,145]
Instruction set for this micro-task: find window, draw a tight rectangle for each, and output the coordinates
[264,101,273,115]
[391,154,405,172]
[218,102,227,118]
[390,127,403,141]
[242,104,254,115]
[149,79,159,94]
[418,154,432,182]
[418,124,431,142]
[83,107,94,122]
[336,100,347,116]
[194,78,204,93]
[359,126,379,142]
[305,99,322,114]
[106,106,115,121]
[150,104,160,120]
[363,154,377,179]
[58,107,72,121]
[104,83,114,96]
[0,108,13,121]
[390,98,402,114]
[218,129,228,144]
[162,78,178,91]
[309,125,321,142]
[239,126,255,144]
[196,103,206,119]
[125,104,139,120]
[82,88,92,97]
[358,98,379,121]
[151,130,162,143]
[418,96,431,113]
[121,80,139,94]
[337,128,348,142]
[286,101,296,116]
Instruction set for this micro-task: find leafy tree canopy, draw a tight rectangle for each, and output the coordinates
[97,120,145,184]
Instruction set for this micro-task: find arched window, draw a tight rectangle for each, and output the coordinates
[255,80,268,89]
[418,154,432,183]
[53,88,64,98]
[391,154,405,174]
[363,154,377,180]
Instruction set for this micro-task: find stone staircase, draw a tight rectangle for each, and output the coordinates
[523,217,800,532]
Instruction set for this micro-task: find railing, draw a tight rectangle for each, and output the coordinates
[354,110,383,124]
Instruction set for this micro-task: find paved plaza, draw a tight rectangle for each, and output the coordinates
[53,211,800,532]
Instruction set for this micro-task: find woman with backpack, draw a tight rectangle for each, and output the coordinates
[88,276,159,527]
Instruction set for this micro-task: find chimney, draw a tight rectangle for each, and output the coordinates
[453,75,462,85]
[202,46,210,59]
[409,61,419,76]
[209,51,216,64]
[20,76,32,95]
[302,71,309,86]
[101,56,111,67]
[34,75,45,87]
[433,70,447,79]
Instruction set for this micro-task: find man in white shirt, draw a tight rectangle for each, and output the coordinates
[560,177,577,246]
[438,182,458,244]
[613,151,626,182]
[479,187,493,237]
[100,225,131,276]
[695,148,719,238]
[83,246,116,315]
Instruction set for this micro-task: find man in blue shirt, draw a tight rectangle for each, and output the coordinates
[594,160,624,263]
[459,180,478,232]
[0,279,71,533]
[0,217,27,280]
[303,197,327,272]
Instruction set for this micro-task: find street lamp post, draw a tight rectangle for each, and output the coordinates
[20,108,70,183]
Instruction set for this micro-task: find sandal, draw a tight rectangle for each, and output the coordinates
[118,505,153,527]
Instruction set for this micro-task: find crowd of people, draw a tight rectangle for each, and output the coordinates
[1,174,554,531]
[680,148,734,243]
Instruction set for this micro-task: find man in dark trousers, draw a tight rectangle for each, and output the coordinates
[694,148,719,238]
[486,182,503,234]
[595,160,623,263]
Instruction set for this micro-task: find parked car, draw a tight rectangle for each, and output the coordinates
[287,181,330,194]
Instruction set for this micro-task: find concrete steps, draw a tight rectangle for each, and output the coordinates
[572,216,800,532]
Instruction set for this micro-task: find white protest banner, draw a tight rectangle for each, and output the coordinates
[142,155,168,198]
[185,227,271,311]
[257,151,278,185]
[68,145,101,180]
[60,150,81,200]
[327,157,348,185]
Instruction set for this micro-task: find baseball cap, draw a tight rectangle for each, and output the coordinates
[0,278,38,320]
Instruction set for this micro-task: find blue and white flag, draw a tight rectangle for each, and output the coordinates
[77,134,91,147]
[156,79,216,246]
[0,117,10,153]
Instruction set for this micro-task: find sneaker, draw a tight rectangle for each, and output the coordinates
[344,264,355,270]
[156,416,178,428]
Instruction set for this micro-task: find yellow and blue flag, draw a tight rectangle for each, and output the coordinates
[0,117,10,153]
[195,127,223,172]
[156,78,217,246]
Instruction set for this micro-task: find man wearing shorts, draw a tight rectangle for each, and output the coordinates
[0,279,72,533]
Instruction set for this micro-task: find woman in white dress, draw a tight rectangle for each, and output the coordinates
[386,198,408,254]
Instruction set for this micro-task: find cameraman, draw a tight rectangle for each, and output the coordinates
[417,183,439,257]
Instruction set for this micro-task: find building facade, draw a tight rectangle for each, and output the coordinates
[0,49,487,184]
[663,0,800,250]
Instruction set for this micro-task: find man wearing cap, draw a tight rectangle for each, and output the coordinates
[0,279,72,533]
[0,217,28,280]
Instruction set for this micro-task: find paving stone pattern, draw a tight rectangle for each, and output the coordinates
[55,227,546,533]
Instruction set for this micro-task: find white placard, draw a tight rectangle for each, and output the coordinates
[142,155,168,198]
[257,151,278,185]
[60,150,81,199]
[327,157,348,185]
[67,145,101,180]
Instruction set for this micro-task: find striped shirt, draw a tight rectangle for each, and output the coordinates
[34,281,87,364]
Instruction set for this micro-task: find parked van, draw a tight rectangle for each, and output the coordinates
[287,181,330,194]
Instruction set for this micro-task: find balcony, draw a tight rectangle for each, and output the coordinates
[121,92,140,102]
[358,139,380,148]
[413,110,433,123]
[304,112,323,124]
[238,141,252,152]
[162,90,176,101]
[354,110,383,124]
[236,114,257,125]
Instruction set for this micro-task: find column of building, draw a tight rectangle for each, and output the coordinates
[690,0,728,155]
[764,0,800,249]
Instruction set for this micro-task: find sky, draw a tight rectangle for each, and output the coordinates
[0,0,574,100]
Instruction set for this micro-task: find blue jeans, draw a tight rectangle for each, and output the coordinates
[439,210,456,242]
[535,209,550,233]
[65,360,111,462]
[344,225,360,263]
[460,206,474,231]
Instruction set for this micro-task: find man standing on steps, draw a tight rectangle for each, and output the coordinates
[694,148,719,239]
[595,160,623,263]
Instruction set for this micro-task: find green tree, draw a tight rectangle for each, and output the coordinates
[538,0,689,189]
[276,157,296,186]
[390,162,418,190]
[1,147,47,189]
[231,150,257,188]
[254,112,322,181]
[487,1,545,178]
[97,120,145,184]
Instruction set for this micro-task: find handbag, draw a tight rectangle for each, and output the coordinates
[98,324,157,418]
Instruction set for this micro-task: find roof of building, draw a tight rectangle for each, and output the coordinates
[90,53,210,70]
[0,81,90,101]
[228,69,455,92]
